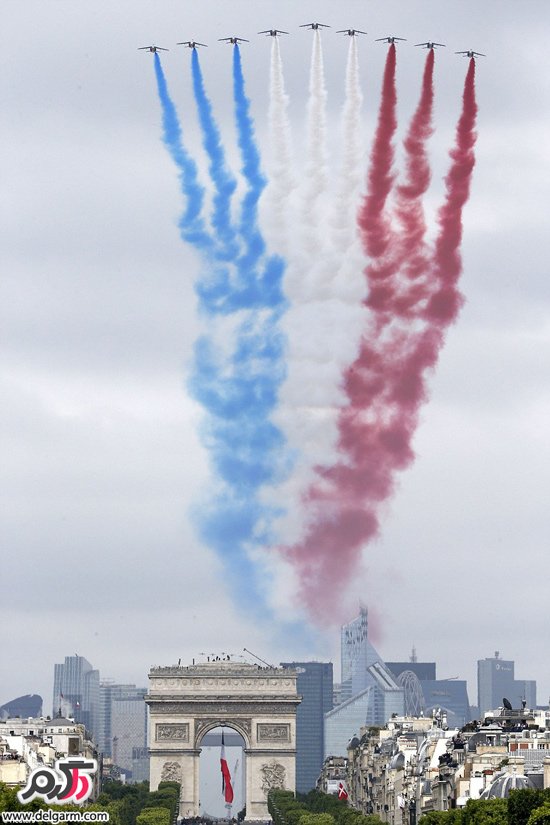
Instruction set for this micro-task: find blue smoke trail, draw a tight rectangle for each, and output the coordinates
[153,53,267,597]
[151,48,315,643]
[155,51,236,318]
[185,47,290,604]
[232,44,266,267]
[193,47,288,315]
[153,53,212,250]
[191,49,239,260]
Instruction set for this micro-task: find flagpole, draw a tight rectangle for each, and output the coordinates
[220,726,235,815]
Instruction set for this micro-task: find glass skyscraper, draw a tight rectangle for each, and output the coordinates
[477,652,537,715]
[111,686,148,781]
[52,655,100,743]
[99,682,148,782]
[324,608,404,757]
[281,661,333,792]
[340,606,385,700]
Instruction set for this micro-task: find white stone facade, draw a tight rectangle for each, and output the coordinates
[146,662,300,821]
[0,716,98,798]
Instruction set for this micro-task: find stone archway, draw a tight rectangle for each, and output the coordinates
[146,661,300,821]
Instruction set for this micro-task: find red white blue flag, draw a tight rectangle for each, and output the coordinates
[220,730,234,804]
[338,782,348,800]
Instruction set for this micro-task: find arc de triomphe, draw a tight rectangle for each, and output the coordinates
[146,661,300,820]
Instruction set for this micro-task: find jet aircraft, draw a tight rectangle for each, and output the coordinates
[415,41,445,49]
[375,35,407,44]
[337,29,367,37]
[218,36,249,44]
[455,49,486,58]
[300,23,331,30]
[138,45,169,53]
[177,41,207,49]
[258,29,289,37]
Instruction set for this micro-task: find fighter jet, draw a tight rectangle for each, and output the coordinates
[300,23,331,30]
[415,41,446,49]
[218,36,249,44]
[455,49,486,58]
[258,29,289,37]
[337,29,368,37]
[375,35,407,44]
[138,45,169,53]
[177,41,207,49]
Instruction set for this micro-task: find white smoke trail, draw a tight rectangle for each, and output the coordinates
[331,36,364,260]
[330,36,369,350]
[300,30,329,262]
[261,37,295,252]
[267,33,367,548]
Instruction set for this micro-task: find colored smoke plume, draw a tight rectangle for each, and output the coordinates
[191,48,239,259]
[282,53,478,623]
[358,44,398,269]
[151,51,289,605]
[153,53,211,249]
[147,46,478,625]
[427,58,478,323]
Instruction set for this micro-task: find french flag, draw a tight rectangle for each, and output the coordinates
[220,730,234,804]
[338,782,348,800]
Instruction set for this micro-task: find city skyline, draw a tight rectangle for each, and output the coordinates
[3,0,550,710]
[0,638,543,725]
[0,629,545,813]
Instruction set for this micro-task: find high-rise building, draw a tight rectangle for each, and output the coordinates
[419,680,471,728]
[99,682,148,782]
[324,608,404,757]
[477,652,537,715]
[99,682,132,756]
[52,655,100,743]
[0,694,43,719]
[386,662,436,682]
[386,662,471,728]
[340,607,385,701]
[324,663,404,758]
[281,661,333,792]
[111,687,148,782]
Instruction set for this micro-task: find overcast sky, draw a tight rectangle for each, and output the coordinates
[2,0,550,714]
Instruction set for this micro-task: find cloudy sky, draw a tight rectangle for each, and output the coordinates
[2,0,550,715]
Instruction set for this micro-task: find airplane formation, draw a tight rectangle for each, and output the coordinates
[138,24,486,58]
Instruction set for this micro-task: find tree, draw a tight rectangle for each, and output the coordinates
[285,805,309,825]
[419,812,462,824]
[298,813,335,825]
[268,788,383,825]
[527,804,550,825]
[96,779,180,825]
[461,797,507,825]
[508,790,550,825]
[143,789,179,821]
[157,782,180,793]
[136,807,171,825]
[0,783,43,812]
[87,801,123,825]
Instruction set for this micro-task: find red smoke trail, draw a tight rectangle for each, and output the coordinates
[427,58,478,323]
[282,45,399,618]
[282,58,478,624]
[362,47,435,318]
[358,44,398,289]
[335,50,436,437]
[392,48,435,313]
